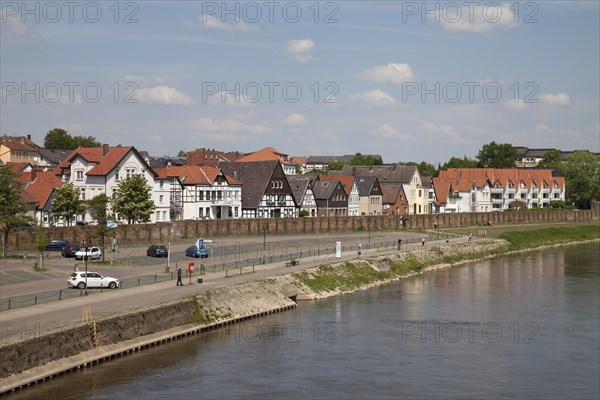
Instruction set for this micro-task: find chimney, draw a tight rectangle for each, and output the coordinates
[102,144,109,155]
[27,134,31,141]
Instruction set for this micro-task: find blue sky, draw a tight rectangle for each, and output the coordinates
[1,1,599,164]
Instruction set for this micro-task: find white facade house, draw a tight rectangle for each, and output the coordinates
[56,145,159,223]
[154,166,242,221]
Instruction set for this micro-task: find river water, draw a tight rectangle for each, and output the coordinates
[6,244,599,400]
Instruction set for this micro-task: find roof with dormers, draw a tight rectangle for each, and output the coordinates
[56,146,158,177]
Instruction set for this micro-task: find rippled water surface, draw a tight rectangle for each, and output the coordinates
[8,244,599,400]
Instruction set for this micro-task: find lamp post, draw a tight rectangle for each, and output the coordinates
[82,236,89,295]
[367,216,371,249]
[262,223,268,264]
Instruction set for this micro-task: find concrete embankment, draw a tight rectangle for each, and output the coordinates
[1,237,597,395]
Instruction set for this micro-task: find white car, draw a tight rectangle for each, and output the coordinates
[74,246,102,260]
[67,271,119,289]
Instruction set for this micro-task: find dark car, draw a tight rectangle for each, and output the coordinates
[147,244,168,257]
[185,245,208,258]
[46,239,69,251]
[62,243,81,257]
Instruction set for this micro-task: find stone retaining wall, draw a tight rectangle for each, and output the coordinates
[6,210,599,251]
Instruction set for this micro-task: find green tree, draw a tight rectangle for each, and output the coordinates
[88,194,112,261]
[72,135,101,148]
[350,155,381,166]
[327,161,346,171]
[560,151,600,208]
[538,149,562,167]
[405,161,437,177]
[44,128,100,149]
[476,142,517,168]
[112,175,155,224]
[177,150,187,157]
[441,156,478,169]
[44,128,73,149]
[0,165,32,257]
[51,184,87,226]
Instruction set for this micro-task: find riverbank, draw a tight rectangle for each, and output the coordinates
[1,226,599,394]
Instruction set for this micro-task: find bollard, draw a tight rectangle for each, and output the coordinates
[59,289,62,300]
[8,299,11,310]
[138,278,141,286]
[101,284,103,293]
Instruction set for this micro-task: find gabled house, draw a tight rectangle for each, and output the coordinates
[56,145,159,223]
[236,147,296,175]
[287,175,317,216]
[340,164,428,214]
[22,172,64,226]
[318,175,359,216]
[220,161,298,218]
[380,183,409,216]
[311,179,348,217]
[36,149,70,171]
[186,149,242,167]
[355,176,383,215]
[0,135,40,165]
[153,165,242,221]
[434,168,565,212]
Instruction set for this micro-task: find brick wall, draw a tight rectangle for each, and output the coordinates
[6,210,599,251]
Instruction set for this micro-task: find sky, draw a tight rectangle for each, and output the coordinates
[1,0,599,165]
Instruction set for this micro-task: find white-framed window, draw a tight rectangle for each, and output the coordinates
[126,168,135,178]
[234,207,238,217]
[76,170,84,181]
[156,211,160,221]
[159,195,164,204]
[80,188,86,200]
[162,211,167,220]
[159,180,164,189]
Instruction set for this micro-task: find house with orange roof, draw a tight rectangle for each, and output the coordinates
[22,171,64,226]
[236,147,297,175]
[153,165,242,221]
[56,144,158,224]
[0,135,40,165]
[319,175,359,216]
[434,168,565,212]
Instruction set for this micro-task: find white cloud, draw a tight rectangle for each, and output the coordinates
[503,98,529,111]
[439,3,520,33]
[283,113,307,125]
[371,123,410,140]
[183,15,261,33]
[539,92,570,106]
[360,63,414,84]
[208,92,255,107]
[420,122,471,143]
[0,8,40,39]
[137,85,195,106]
[189,117,271,135]
[285,39,315,63]
[232,111,256,120]
[350,89,398,109]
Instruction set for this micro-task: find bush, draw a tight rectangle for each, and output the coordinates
[549,200,566,209]
[299,210,310,217]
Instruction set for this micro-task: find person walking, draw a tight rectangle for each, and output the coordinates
[468,232,472,241]
[421,237,426,247]
[176,266,183,286]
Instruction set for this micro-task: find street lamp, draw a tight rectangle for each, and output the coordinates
[367,217,371,249]
[262,223,268,264]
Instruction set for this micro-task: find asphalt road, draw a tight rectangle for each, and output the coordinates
[0,230,463,343]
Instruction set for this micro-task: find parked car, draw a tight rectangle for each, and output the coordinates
[185,245,208,258]
[46,239,69,251]
[74,246,102,260]
[147,244,168,257]
[62,243,81,258]
[67,271,119,289]
[76,221,90,226]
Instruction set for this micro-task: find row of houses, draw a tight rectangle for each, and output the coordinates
[3,137,567,226]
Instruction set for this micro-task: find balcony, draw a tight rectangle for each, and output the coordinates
[492,198,504,204]
[491,188,503,194]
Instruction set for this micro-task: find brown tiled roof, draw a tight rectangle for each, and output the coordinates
[154,165,241,186]
[380,183,404,204]
[220,161,280,208]
[340,164,417,183]
[0,136,40,151]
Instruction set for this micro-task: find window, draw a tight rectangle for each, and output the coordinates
[234,207,238,217]
[163,211,167,220]
[205,207,210,218]
[199,208,203,217]
[199,191,204,201]
[159,195,164,204]
[156,211,160,221]
[126,168,135,178]
[76,170,84,181]
[80,188,86,200]
[115,169,120,180]
[159,181,164,189]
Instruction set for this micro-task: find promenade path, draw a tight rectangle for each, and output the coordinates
[0,231,468,343]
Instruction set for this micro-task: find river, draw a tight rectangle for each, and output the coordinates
[6,243,599,400]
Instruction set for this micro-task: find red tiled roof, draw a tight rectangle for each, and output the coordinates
[319,175,355,195]
[236,147,292,164]
[0,136,39,151]
[23,172,64,209]
[57,146,156,177]
[154,165,241,185]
